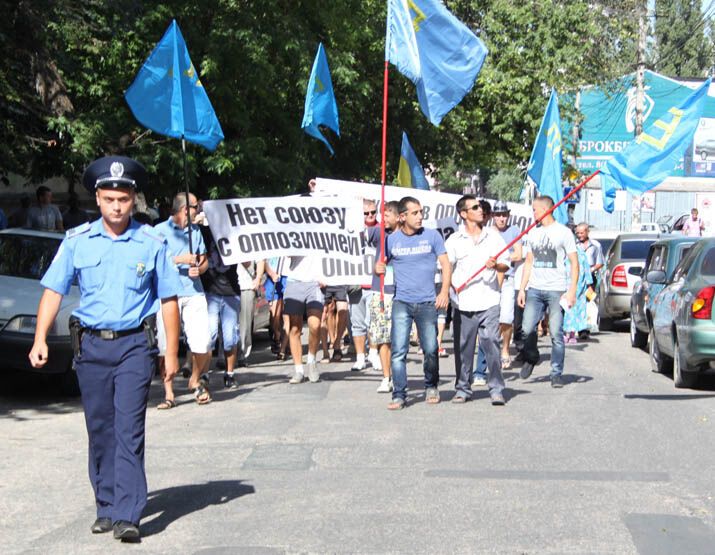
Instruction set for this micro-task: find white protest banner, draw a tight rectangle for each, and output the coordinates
[314,178,534,231]
[203,196,364,264]
[315,178,532,286]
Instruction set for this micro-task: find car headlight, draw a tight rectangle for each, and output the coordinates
[2,315,57,335]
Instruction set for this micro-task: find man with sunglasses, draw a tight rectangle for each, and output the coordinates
[447,196,509,405]
[375,196,451,410]
[154,192,212,406]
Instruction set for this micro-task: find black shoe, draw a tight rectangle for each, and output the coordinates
[223,374,237,389]
[91,517,112,534]
[514,351,526,363]
[520,362,534,379]
[237,359,248,368]
[551,375,565,388]
[113,521,140,541]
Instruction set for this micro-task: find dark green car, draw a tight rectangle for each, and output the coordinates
[649,238,715,388]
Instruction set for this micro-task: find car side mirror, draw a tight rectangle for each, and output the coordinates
[646,270,666,284]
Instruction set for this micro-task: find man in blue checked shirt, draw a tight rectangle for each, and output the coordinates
[29,156,181,542]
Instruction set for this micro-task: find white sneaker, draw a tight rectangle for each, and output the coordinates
[368,353,382,370]
[307,361,320,383]
[376,377,393,393]
[472,377,487,387]
[289,372,305,384]
[351,360,368,371]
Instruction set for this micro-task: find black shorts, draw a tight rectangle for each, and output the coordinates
[322,285,348,303]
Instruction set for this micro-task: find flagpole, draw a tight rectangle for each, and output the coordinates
[182,137,194,256]
[455,170,601,293]
[379,60,389,306]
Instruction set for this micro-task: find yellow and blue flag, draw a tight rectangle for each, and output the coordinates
[601,78,711,212]
[125,20,224,151]
[302,43,340,155]
[527,89,567,224]
[397,132,430,189]
[385,0,488,126]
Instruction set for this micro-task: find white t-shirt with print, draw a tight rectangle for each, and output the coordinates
[524,222,576,291]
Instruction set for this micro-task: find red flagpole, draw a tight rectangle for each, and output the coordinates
[455,170,601,293]
[379,60,389,306]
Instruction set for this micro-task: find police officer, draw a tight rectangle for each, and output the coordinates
[28,156,182,542]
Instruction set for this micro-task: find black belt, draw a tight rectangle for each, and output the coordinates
[85,326,144,340]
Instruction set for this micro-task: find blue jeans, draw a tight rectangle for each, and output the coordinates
[207,293,240,352]
[521,288,565,377]
[474,345,488,380]
[390,300,440,401]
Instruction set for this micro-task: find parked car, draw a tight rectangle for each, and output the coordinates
[598,232,671,329]
[694,138,715,160]
[0,228,79,393]
[631,222,669,234]
[588,229,619,262]
[648,238,715,388]
[630,236,698,348]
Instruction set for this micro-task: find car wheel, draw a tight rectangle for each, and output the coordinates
[599,316,614,331]
[649,327,672,374]
[673,337,698,389]
[630,317,647,349]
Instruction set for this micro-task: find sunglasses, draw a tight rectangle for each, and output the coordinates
[364,210,377,216]
[467,205,483,212]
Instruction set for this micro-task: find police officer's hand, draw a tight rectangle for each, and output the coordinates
[29,341,49,368]
[517,289,526,308]
[163,354,179,382]
[435,291,449,310]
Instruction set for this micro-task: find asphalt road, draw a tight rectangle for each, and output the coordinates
[2,322,715,554]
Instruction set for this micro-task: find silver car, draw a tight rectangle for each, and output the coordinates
[598,232,671,330]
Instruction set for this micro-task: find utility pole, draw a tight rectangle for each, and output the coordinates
[634,1,647,225]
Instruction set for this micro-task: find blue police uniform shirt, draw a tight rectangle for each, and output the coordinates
[153,217,206,297]
[41,218,182,330]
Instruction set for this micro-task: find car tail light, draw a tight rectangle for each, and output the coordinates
[692,286,715,319]
[611,265,628,288]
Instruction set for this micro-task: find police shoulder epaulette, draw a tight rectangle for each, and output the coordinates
[142,226,167,243]
[66,222,91,239]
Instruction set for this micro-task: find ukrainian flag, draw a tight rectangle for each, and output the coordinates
[397,132,430,189]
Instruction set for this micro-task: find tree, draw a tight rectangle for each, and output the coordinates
[654,0,713,78]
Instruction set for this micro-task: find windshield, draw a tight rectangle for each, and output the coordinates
[620,240,654,260]
[0,234,62,280]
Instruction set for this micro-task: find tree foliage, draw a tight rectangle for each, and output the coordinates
[2,0,643,200]
[653,0,713,79]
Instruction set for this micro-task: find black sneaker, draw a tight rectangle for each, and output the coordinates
[223,374,237,389]
[551,375,565,388]
[91,517,112,534]
[113,520,140,542]
[520,362,535,379]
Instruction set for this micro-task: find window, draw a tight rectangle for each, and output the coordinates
[0,235,62,280]
[620,240,655,260]
[672,246,699,282]
[700,247,715,276]
[646,245,666,272]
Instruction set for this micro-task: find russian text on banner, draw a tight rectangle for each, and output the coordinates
[202,196,364,264]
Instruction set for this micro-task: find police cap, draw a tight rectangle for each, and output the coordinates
[493,200,510,214]
[82,156,147,194]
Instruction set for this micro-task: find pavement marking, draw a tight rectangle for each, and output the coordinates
[623,513,715,555]
[242,444,314,471]
[424,469,671,482]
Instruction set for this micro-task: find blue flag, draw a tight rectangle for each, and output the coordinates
[386,0,488,126]
[601,78,711,212]
[301,43,340,155]
[125,20,224,152]
[527,89,567,224]
[397,132,430,189]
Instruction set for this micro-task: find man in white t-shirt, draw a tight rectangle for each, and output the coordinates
[517,196,578,388]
